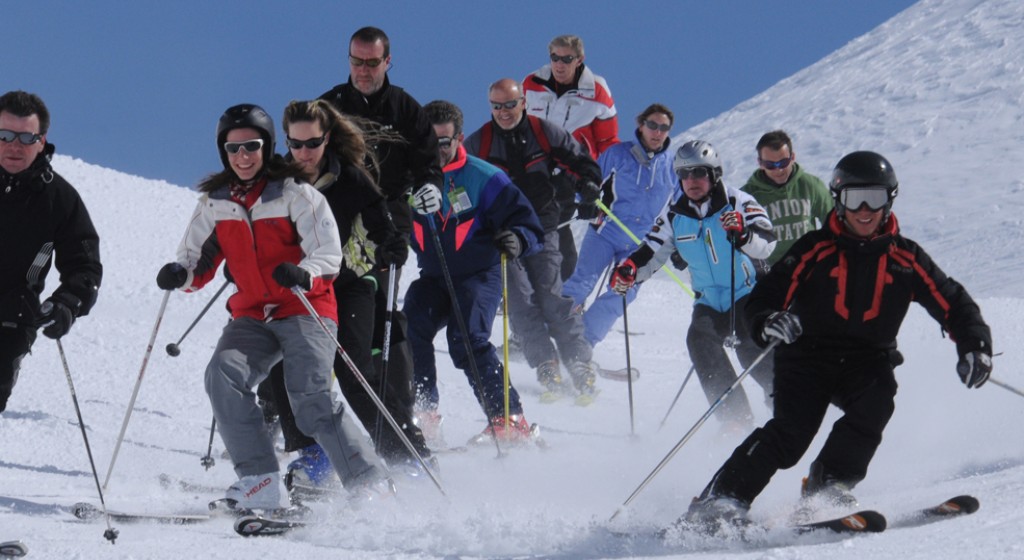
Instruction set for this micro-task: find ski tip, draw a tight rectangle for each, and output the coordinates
[942,495,980,515]
[0,541,28,558]
[852,510,887,532]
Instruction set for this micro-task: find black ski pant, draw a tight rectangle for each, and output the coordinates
[558,224,578,282]
[700,345,897,505]
[686,298,774,425]
[0,327,35,413]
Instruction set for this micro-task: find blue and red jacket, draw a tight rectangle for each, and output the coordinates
[410,146,543,279]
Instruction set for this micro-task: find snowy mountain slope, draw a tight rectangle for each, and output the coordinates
[3,0,1024,558]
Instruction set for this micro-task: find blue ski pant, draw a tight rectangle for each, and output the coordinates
[562,228,639,347]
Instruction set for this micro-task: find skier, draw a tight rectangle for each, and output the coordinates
[464,78,604,401]
[405,100,544,444]
[684,151,993,528]
[319,26,443,448]
[610,140,777,428]
[562,103,677,349]
[523,34,620,280]
[0,90,102,413]
[255,99,432,489]
[740,130,832,264]
[156,103,391,510]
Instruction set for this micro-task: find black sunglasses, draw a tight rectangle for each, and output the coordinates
[549,53,577,64]
[0,129,43,145]
[223,139,264,155]
[642,120,671,133]
[286,135,327,150]
[677,167,711,180]
[349,55,386,68]
[489,99,522,111]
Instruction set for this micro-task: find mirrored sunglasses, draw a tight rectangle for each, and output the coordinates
[549,53,577,64]
[286,135,327,150]
[642,120,671,133]
[437,136,455,149]
[759,157,793,170]
[490,99,521,111]
[349,55,385,68]
[0,129,43,145]
[677,167,710,180]
[224,138,264,155]
[840,187,890,211]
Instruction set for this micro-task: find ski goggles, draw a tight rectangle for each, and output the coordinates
[676,167,711,180]
[549,53,578,64]
[759,157,793,170]
[0,129,43,145]
[285,135,327,150]
[223,139,264,155]
[839,186,890,211]
[490,99,522,111]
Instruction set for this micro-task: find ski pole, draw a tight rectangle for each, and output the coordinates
[373,263,398,450]
[988,377,1024,399]
[166,280,229,357]
[622,295,635,436]
[724,234,740,349]
[289,287,447,496]
[609,340,778,521]
[502,252,511,428]
[104,289,171,490]
[55,340,119,543]
[200,417,216,470]
[594,199,695,298]
[426,216,504,457]
[658,364,696,431]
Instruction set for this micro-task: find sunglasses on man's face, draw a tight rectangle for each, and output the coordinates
[759,157,793,170]
[642,120,671,133]
[286,135,327,150]
[349,55,385,68]
[437,136,455,149]
[490,99,522,111]
[0,129,43,145]
[677,167,710,180]
[224,139,264,155]
[549,53,577,64]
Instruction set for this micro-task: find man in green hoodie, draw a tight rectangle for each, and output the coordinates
[741,130,831,264]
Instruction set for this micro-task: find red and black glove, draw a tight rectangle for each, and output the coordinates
[720,210,747,246]
[609,259,638,295]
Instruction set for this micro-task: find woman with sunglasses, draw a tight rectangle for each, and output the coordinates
[609,139,777,429]
[562,104,677,352]
[156,103,390,511]
[263,99,432,488]
[682,151,991,530]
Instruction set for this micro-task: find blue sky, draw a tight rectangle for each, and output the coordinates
[4,0,916,188]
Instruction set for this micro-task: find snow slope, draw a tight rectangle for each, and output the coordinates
[2,0,1023,558]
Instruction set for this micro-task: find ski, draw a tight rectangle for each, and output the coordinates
[234,514,305,537]
[0,541,28,558]
[598,367,640,382]
[157,473,222,495]
[466,422,549,449]
[71,502,210,524]
[794,510,886,534]
[888,495,979,529]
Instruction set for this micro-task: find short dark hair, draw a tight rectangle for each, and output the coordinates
[0,90,50,135]
[423,100,463,137]
[350,26,390,58]
[636,103,674,127]
[755,130,793,155]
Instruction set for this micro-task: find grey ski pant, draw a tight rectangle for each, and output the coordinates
[204,315,383,485]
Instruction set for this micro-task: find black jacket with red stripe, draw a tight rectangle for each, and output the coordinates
[745,211,991,360]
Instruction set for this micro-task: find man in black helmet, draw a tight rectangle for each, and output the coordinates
[682,151,993,530]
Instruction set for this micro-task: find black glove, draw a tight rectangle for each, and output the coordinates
[494,230,523,258]
[610,259,638,295]
[670,251,688,271]
[760,311,802,345]
[272,263,312,291]
[578,180,602,205]
[157,263,188,290]
[576,202,599,221]
[376,235,409,268]
[957,351,992,389]
[38,298,75,339]
[222,262,234,284]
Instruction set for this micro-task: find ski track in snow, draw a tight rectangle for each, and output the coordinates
[3,0,1024,557]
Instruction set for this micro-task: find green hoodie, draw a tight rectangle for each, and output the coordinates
[741,163,832,264]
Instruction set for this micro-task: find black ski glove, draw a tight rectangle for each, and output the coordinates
[578,180,602,205]
[494,230,523,258]
[670,251,689,271]
[760,311,802,345]
[38,298,76,339]
[376,235,409,268]
[272,263,312,291]
[957,351,992,389]
[157,263,188,290]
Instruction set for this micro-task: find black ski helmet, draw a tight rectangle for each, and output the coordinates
[829,151,899,218]
[216,103,276,171]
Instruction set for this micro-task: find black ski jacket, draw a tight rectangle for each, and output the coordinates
[745,211,991,360]
[0,144,102,328]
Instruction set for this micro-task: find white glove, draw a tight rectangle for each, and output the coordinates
[412,183,442,215]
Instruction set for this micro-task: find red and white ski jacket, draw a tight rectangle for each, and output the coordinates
[173,177,342,322]
[523,64,619,159]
